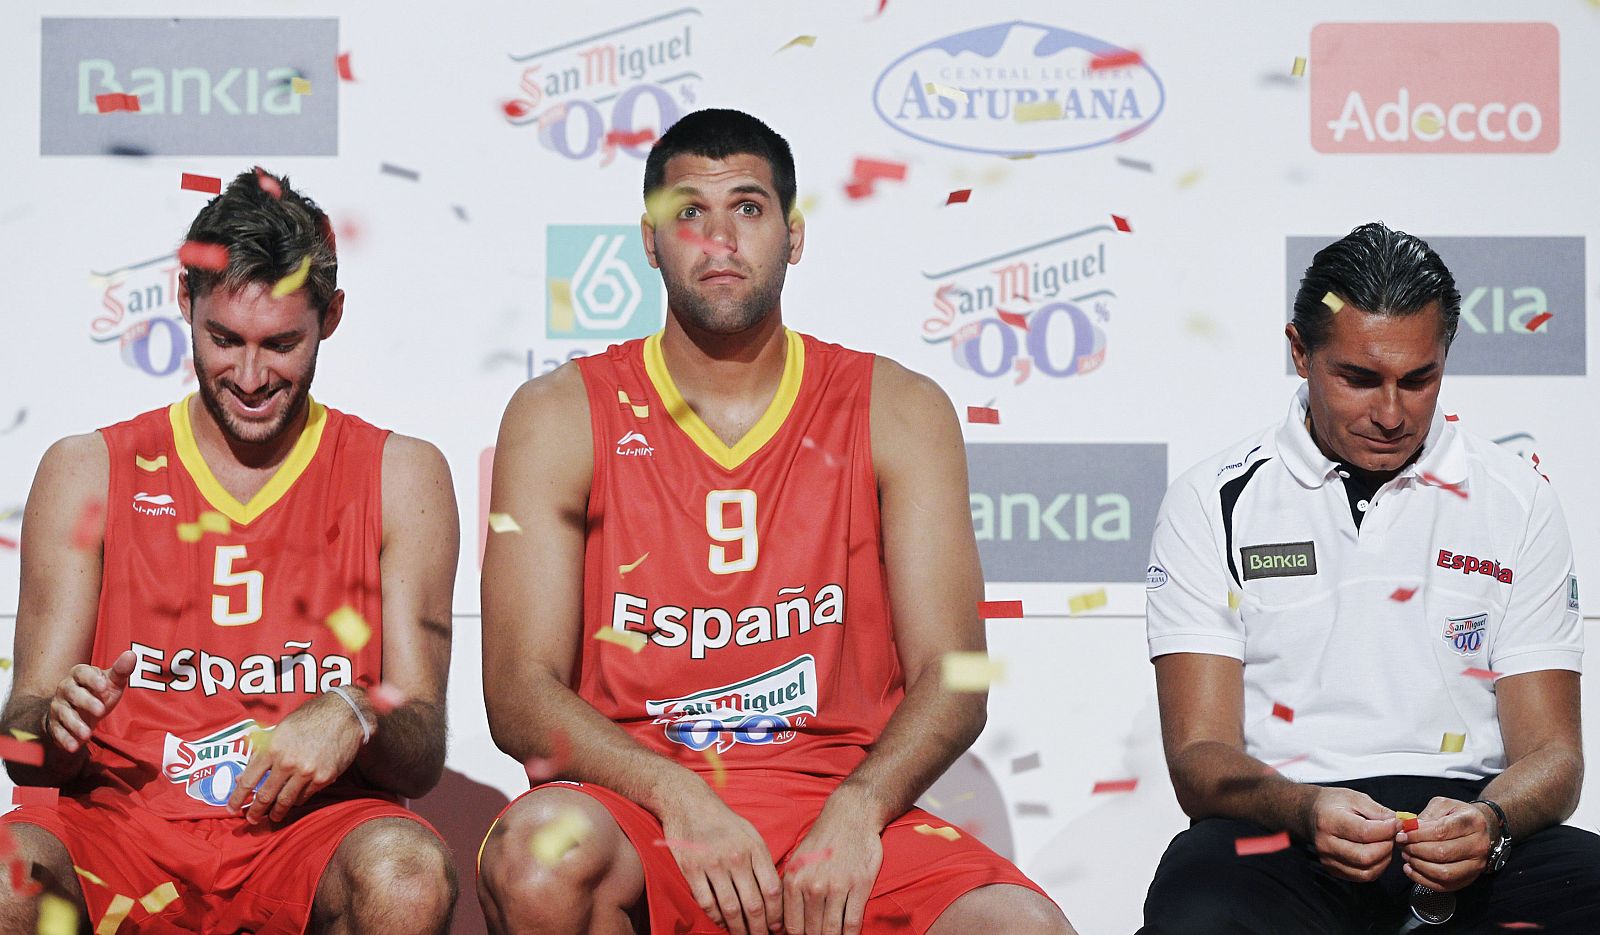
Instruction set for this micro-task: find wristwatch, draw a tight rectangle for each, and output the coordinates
[1471,798,1512,874]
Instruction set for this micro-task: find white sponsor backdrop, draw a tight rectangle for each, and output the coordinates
[1,2,1597,933]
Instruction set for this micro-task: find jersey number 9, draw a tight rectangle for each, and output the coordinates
[706,489,758,575]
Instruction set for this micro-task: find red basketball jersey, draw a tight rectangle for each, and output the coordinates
[574,329,901,781]
[85,396,388,819]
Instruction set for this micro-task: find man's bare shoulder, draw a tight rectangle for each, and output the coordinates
[380,433,452,491]
[869,356,958,443]
[35,431,110,495]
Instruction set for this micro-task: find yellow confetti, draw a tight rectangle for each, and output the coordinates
[549,279,575,334]
[1014,100,1063,123]
[912,823,961,842]
[0,658,11,671]
[1068,588,1108,615]
[138,881,180,914]
[1177,168,1204,188]
[248,725,273,754]
[270,254,311,298]
[1415,113,1442,135]
[924,81,968,105]
[176,522,202,543]
[530,808,591,866]
[1004,152,1037,160]
[134,454,166,472]
[1440,732,1466,753]
[644,189,690,228]
[1291,56,1306,78]
[703,747,726,787]
[37,894,77,935]
[619,552,649,575]
[290,76,312,95]
[10,728,37,742]
[197,511,230,535]
[73,865,107,887]
[487,512,522,534]
[325,605,372,652]
[594,626,647,653]
[777,35,816,53]
[95,895,135,935]
[614,388,648,420]
[1228,591,1241,611]
[940,651,1004,692]
[1395,810,1418,821]
[1321,291,1345,313]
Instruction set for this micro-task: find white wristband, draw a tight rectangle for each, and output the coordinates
[329,685,373,745]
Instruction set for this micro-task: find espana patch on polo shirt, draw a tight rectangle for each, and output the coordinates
[1240,541,1318,580]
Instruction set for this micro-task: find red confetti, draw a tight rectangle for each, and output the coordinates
[368,682,407,715]
[1090,50,1143,71]
[1462,667,1502,680]
[0,536,16,550]
[977,600,1023,619]
[502,100,529,119]
[1265,753,1310,772]
[336,52,354,81]
[604,128,657,149]
[1498,924,1545,931]
[69,498,105,552]
[1092,778,1138,794]
[0,737,43,767]
[996,308,1030,331]
[785,848,833,872]
[1271,702,1294,723]
[1234,831,1290,856]
[11,787,58,809]
[181,173,222,194]
[674,226,734,257]
[1444,413,1459,422]
[254,167,282,199]
[523,729,572,783]
[851,158,907,183]
[1401,817,1420,832]
[872,0,888,16]
[1421,472,1467,499]
[1389,587,1417,602]
[95,93,140,113]
[176,242,229,271]
[843,179,875,200]
[966,406,1000,425]
[945,189,972,205]
[1525,311,1553,332]
[1111,214,1132,233]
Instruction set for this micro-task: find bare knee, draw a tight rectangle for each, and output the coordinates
[0,823,83,923]
[336,818,456,934]
[477,789,637,934]
[932,884,1075,935]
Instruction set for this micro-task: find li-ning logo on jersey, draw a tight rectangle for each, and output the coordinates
[610,582,845,660]
[615,431,654,457]
[132,491,176,517]
[646,655,817,753]
[162,718,263,807]
[1443,613,1487,657]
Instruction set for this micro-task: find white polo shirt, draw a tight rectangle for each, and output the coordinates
[1145,383,1583,783]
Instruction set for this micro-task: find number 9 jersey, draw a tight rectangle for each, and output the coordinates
[574,330,901,782]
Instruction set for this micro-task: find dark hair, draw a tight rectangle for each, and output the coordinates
[643,109,797,219]
[182,168,338,318]
[1291,222,1460,352]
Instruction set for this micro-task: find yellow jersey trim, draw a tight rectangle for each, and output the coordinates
[643,328,804,471]
[169,394,328,526]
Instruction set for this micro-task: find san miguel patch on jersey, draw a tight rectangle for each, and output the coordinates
[1443,613,1488,656]
[161,719,265,807]
[645,655,816,753]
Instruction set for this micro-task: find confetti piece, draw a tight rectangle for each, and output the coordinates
[550,279,576,330]
[0,659,11,671]
[530,808,591,865]
[1291,57,1306,78]
[9,729,36,743]
[487,512,522,534]
[595,626,647,653]
[1234,831,1290,856]
[703,748,726,787]
[912,823,960,842]
[254,167,282,199]
[786,848,833,872]
[1116,156,1153,172]
[177,242,228,271]
[452,205,469,222]
[604,128,656,149]
[270,255,311,299]
[1067,588,1107,615]
[176,522,202,543]
[777,35,816,52]
[70,498,105,551]
[502,99,530,119]
[1422,472,1468,499]
[1267,753,1311,771]
[325,606,373,652]
[73,866,107,887]
[247,726,273,755]
[1176,168,1204,188]
[369,682,407,715]
[1498,924,1545,931]
[1005,152,1036,160]
[1092,778,1138,794]
[852,157,907,183]
[924,82,968,105]
[1271,702,1294,723]
[1010,752,1041,773]
[196,511,230,535]
[0,537,15,550]
[139,881,179,914]
[675,225,735,257]
[95,93,140,113]
[95,894,134,935]
[1397,811,1420,832]
[1016,802,1052,817]
[1462,667,1501,681]
[1111,214,1132,233]
[966,406,1000,425]
[1014,100,1063,123]
[180,173,221,194]
[380,162,421,182]
[977,600,1023,619]
[523,728,571,783]
[1090,49,1143,71]
[940,652,1004,691]
[843,180,875,200]
[12,787,58,809]
[336,52,354,81]
[1415,113,1442,135]
[1440,732,1466,753]
[0,737,43,767]
[1525,311,1553,332]
[1227,591,1241,611]
[37,894,76,935]
[945,189,972,206]
[290,76,311,95]
[619,553,649,575]
[1444,413,1459,422]
[1321,291,1345,313]
[1389,587,1416,602]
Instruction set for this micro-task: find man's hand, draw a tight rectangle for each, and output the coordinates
[1396,797,1493,892]
[781,793,883,935]
[227,688,368,824]
[1304,786,1399,882]
[44,650,135,754]
[659,784,784,935]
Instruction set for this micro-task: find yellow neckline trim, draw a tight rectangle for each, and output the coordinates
[643,329,804,471]
[169,394,328,526]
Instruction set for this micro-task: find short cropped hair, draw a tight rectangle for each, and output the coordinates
[643,109,797,219]
[182,169,338,318]
[1291,222,1461,352]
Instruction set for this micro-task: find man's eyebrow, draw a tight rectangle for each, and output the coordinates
[1402,362,1440,379]
[670,183,773,200]
[205,321,304,343]
[1331,362,1380,378]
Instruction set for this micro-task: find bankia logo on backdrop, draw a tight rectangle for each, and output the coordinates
[873,21,1164,156]
[41,18,338,156]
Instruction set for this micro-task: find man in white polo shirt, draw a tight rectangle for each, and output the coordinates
[1138,223,1597,934]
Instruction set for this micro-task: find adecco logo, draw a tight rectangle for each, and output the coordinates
[873,22,1164,156]
[42,18,338,156]
[967,443,1166,583]
[1285,236,1585,375]
[1310,23,1558,154]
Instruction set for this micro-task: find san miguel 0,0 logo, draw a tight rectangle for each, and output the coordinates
[873,21,1164,156]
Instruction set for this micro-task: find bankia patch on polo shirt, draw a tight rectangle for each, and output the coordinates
[1240,541,1318,580]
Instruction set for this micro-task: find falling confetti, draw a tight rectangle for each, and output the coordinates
[1291,57,1307,77]
[1321,292,1345,313]
[1014,100,1063,123]
[945,189,972,205]
[36,895,76,935]
[197,511,230,535]
[380,162,421,182]
[247,726,273,755]
[1422,472,1468,499]
[619,553,649,575]
[604,128,656,149]
[69,498,106,551]
[1444,413,1460,422]
[1016,802,1052,817]
[1089,49,1143,70]
[369,682,407,715]
[977,600,1023,619]
[1440,732,1466,753]
[966,406,1000,425]
[703,748,726,787]
[325,606,373,652]
[1271,702,1295,723]
[523,728,571,783]
[290,76,312,95]
[1389,587,1417,602]
[1227,591,1241,611]
[530,808,591,865]
[1234,831,1290,856]
[11,787,58,809]
[1091,778,1138,794]
[777,35,817,52]
[924,82,968,105]
[1010,752,1041,773]
[177,522,203,544]
[1111,214,1132,233]
[139,881,180,914]
[96,894,135,935]
[73,866,107,888]
[1116,156,1153,172]
[177,242,229,271]
[1415,113,1442,135]
[1176,168,1204,188]
[595,626,647,653]
[0,659,10,671]
[270,255,311,298]
[0,737,42,767]
[1462,667,1501,681]
[1396,810,1420,832]
[9,730,36,743]
[786,848,833,872]
[1267,753,1310,772]
[180,173,222,194]
[336,52,354,81]
[912,823,960,842]
[254,167,282,199]
[1525,311,1553,332]
[675,226,735,257]
[940,652,1004,691]
[487,512,522,534]
[1067,589,1107,615]
[95,93,140,113]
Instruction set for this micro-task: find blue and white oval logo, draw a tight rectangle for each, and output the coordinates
[873,22,1165,156]
[1146,564,1168,590]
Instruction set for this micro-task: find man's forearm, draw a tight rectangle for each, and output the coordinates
[1168,739,1319,839]
[1477,743,1583,840]
[352,692,447,800]
[0,694,87,785]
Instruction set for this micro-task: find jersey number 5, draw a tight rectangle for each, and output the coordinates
[212,544,264,627]
[706,489,758,575]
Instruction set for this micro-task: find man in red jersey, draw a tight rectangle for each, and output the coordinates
[0,170,459,933]
[476,110,1075,935]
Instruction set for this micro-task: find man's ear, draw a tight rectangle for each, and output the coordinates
[786,207,806,266]
[1286,323,1312,380]
[178,272,194,325]
[640,213,660,270]
[320,289,346,340]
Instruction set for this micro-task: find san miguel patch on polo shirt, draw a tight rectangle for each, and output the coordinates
[1240,541,1318,580]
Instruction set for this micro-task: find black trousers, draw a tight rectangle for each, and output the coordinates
[1138,775,1600,935]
